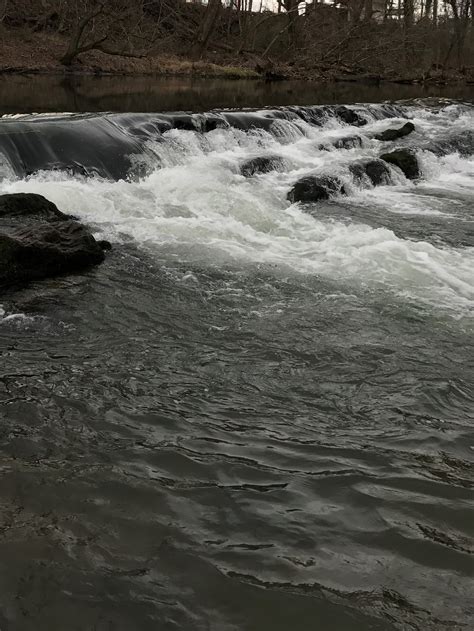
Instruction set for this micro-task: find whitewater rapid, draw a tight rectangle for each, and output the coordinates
[0,101,473,317]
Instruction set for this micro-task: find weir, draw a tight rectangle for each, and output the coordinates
[0,102,472,182]
[1,99,473,314]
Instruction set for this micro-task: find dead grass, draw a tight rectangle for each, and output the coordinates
[0,27,63,72]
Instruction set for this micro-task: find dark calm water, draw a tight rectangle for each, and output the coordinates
[0,82,473,630]
[0,74,474,113]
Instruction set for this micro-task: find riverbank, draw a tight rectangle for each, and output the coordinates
[0,27,261,79]
[1,26,473,85]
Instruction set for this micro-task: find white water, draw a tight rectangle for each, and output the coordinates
[1,104,473,317]
[0,304,34,324]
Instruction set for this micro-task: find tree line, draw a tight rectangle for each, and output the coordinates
[1,0,473,76]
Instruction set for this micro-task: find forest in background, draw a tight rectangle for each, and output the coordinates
[0,0,473,81]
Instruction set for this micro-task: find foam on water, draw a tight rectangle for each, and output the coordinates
[1,102,473,317]
[0,304,35,324]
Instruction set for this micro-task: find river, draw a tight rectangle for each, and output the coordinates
[0,78,473,631]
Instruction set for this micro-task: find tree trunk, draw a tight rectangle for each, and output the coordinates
[364,0,373,20]
[60,2,105,66]
[350,0,365,22]
[191,0,222,59]
[446,0,470,68]
[403,0,414,28]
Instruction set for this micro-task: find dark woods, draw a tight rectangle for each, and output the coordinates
[1,0,473,78]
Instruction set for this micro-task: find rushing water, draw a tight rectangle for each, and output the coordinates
[0,95,473,630]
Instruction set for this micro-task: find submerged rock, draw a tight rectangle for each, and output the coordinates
[335,106,367,127]
[241,156,285,177]
[375,122,415,142]
[0,193,108,288]
[349,159,392,186]
[316,135,364,152]
[287,176,347,203]
[424,130,474,157]
[332,135,364,150]
[380,149,420,180]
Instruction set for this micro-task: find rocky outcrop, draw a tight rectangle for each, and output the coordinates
[349,159,392,186]
[0,193,109,288]
[287,176,347,203]
[375,122,415,142]
[241,156,285,177]
[380,149,420,180]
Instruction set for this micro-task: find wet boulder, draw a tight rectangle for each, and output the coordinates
[287,176,347,203]
[375,122,415,142]
[168,114,198,131]
[365,159,392,185]
[349,159,392,186]
[0,221,107,288]
[98,239,112,251]
[0,193,71,221]
[0,193,109,288]
[292,106,327,126]
[241,156,285,177]
[335,106,367,127]
[380,149,420,180]
[201,116,228,133]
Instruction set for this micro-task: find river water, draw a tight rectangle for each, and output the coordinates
[0,80,473,630]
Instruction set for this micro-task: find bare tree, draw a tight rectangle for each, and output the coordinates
[60,1,106,65]
[59,0,157,66]
[2,0,473,80]
[191,0,223,58]
[403,0,415,27]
